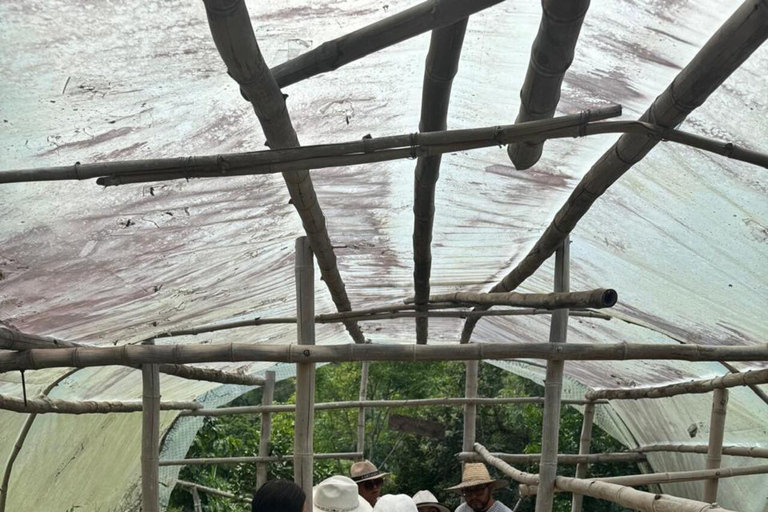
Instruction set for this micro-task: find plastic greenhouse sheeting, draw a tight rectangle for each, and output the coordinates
[0,0,766,510]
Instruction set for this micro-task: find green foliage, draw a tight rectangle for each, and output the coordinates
[168,363,643,512]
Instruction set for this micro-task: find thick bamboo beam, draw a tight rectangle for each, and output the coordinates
[585,367,768,400]
[0,394,199,414]
[161,452,363,466]
[537,238,570,512]
[176,480,251,503]
[356,362,369,455]
[457,451,646,465]
[293,238,315,505]
[413,19,468,344]
[190,487,202,512]
[256,370,275,490]
[271,0,502,88]
[519,463,768,495]
[571,400,596,512]
[636,444,768,459]
[202,0,364,344]
[508,0,590,170]
[141,362,161,512]
[409,289,617,309]
[1,342,765,373]
[474,443,739,512]
[704,388,729,503]
[460,0,768,344]
[181,396,608,417]
[463,360,479,456]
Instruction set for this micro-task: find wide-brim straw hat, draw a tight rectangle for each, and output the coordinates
[412,490,450,512]
[314,476,373,512]
[445,463,507,492]
[350,460,391,483]
[373,494,418,512]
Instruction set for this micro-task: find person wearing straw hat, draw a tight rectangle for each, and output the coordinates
[350,460,390,507]
[373,494,418,512]
[314,475,373,512]
[412,490,450,512]
[446,463,511,512]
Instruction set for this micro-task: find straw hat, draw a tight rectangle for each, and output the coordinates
[314,476,373,512]
[412,490,450,512]
[372,494,418,512]
[445,463,507,492]
[350,460,390,483]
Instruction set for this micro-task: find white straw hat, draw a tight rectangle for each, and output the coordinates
[373,494,418,512]
[412,490,450,512]
[314,476,373,512]
[445,463,507,492]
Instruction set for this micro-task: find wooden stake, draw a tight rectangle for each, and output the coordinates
[463,360,479,456]
[704,388,729,502]
[356,362,369,455]
[536,237,570,512]
[571,401,595,512]
[256,370,275,490]
[141,361,161,512]
[293,237,315,507]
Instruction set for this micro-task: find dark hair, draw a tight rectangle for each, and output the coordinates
[252,480,306,512]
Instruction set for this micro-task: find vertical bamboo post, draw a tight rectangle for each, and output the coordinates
[141,358,161,512]
[536,236,570,512]
[191,487,202,512]
[294,237,316,509]
[357,362,369,455]
[463,360,479,456]
[256,370,276,490]
[704,388,729,502]
[570,400,596,512]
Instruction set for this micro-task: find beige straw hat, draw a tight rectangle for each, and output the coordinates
[350,460,391,483]
[445,463,507,492]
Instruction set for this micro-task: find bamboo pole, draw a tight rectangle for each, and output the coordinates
[457,451,646,465]
[181,396,608,417]
[203,0,364,344]
[141,361,161,512]
[161,452,363,466]
[463,360,479,456]
[1,342,765,373]
[408,288,617,309]
[519,463,768,495]
[474,443,739,512]
[636,444,768,459]
[537,237,570,512]
[293,237,315,505]
[508,0,590,170]
[585,367,768,400]
[460,0,768,344]
[256,370,275,490]
[270,0,502,88]
[176,479,251,503]
[571,401,596,512]
[190,487,202,512]
[357,362,369,455]
[413,18,468,344]
[0,394,199,414]
[704,388,729,502]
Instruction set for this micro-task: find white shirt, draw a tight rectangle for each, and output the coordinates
[455,500,513,512]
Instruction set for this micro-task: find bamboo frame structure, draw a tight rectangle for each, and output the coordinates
[635,444,768,459]
[160,452,363,466]
[190,486,201,512]
[585,367,768,400]
[474,443,740,512]
[457,451,646,465]
[356,362,369,455]
[460,0,768,344]
[537,238,570,512]
[571,400,596,512]
[407,288,617,310]
[141,362,161,512]
[463,360,479,455]
[0,394,199,414]
[202,0,364,344]
[255,370,275,490]
[704,388,729,503]
[176,480,251,504]
[507,0,590,170]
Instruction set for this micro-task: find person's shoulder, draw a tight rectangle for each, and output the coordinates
[492,501,514,512]
[454,503,470,512]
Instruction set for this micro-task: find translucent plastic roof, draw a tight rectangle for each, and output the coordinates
[0,0,766,510]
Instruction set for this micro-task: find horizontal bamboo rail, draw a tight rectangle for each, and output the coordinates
[636,444,768,459]
[457,451,646,465]
[474,443,738,512]
[270,0,503,88]
[180,396,609,417]
[176,480,251,503]
[586,367,768,400]
[0,327,265,386]
[518,463,768,495]
[161,452,363,466]
[1,342,765,372]
[407,289,618,309]
[0,394,199,414]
